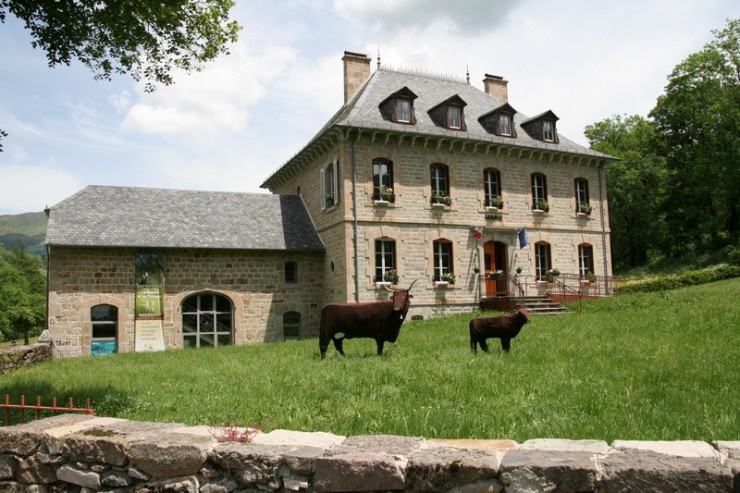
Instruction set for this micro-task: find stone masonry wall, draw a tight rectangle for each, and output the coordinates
[0,415,737,492]
[0,342,52,374]
[271,132,612,319]
[48,247,324,358]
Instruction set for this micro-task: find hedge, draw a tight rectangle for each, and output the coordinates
[616,265,740,294]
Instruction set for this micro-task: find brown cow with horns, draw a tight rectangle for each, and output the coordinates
[319,280,417,359]
[469,307,531,354]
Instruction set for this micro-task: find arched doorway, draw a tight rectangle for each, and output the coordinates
[483,240,508,297]
[182,293,233,348]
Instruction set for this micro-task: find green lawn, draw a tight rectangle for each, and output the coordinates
[1,279,738,442]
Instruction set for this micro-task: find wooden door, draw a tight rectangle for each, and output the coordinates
[483,240,508,297]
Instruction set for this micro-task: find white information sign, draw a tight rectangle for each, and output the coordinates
[134,319,165,352]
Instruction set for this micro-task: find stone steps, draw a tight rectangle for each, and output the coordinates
[513,295,567,315]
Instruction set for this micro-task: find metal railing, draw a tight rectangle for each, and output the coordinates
[2,394,95,427]
[480,273,615,299]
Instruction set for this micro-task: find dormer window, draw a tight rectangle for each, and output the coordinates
[521,110,560,143]
[395,99,412,123]
[499,114,512,136]
[428,95,467,131]
[478,103,517,137]
[447,106,462,129]
[543,120,555,142]
[379,87,418,125]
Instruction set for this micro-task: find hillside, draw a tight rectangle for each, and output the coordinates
[0,211,47,257]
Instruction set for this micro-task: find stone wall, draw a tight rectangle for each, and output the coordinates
[48,247,324,357]
[1,415,737,492]
[0,341,52,374]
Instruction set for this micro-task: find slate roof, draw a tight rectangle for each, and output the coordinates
[45,186,325,252]
[262,68,613,189]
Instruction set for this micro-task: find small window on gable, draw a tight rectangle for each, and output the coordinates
[320,159,339,210]
[521,111,559,143]
[543,121,555,142]
[478,103,517,137]
[285,261,298,283]
[499,114,512,136]
[379,87,418,125]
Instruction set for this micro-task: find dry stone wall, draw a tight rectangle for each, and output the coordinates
[0,341,52,374]
[0,415,737,492]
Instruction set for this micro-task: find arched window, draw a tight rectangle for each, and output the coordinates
[534,242,552,281]
[430,163,450,205]
[578,243,595,279]
[433,239,454,282]
[531,173,548,211]
[375,237,397,283]
[372,158,394,202]
[283,312,301,341]
[91,304,118,356]
[483,168,503,208]
[182,293,233,348]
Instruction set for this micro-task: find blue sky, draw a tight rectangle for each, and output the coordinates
[1,0,738,215]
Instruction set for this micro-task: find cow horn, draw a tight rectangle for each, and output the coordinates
[381,284,395,293]
[407,279,418,291]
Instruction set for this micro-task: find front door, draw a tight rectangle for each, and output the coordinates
[483,240,508,297]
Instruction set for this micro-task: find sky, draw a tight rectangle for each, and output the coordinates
[1,0,738,215]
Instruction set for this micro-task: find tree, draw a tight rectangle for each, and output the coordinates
[0,0,240,91]
[650,18,740,255]
[585,115,668,270]
[0,245,46,344]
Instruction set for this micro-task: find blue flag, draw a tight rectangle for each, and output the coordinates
[518,228,528,249]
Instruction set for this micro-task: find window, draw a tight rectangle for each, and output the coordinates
[531,173,548,211]
[283,311,301,341]
[575,178,590,213]
[395,98,412,123]
[543,120,555,142]
[91,304,117,356]
[320,159,339,210]
[182,293,232,348]
[285,261,298,283]
[372,158,394,202]
[535,242,552,281]
[578,244,595,279]
[433,239,453,282]
[498,113,512,136]
[430,163,450,205]
[484,168,503,208]
[375,238,397,282]
[447,105,462,129]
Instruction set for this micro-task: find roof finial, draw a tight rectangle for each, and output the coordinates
[377,45,381,69]
[466,61,470,85]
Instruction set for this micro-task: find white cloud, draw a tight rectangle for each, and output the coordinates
[333,0,526,33]
[120,43,297,137]
[0,163,81,214]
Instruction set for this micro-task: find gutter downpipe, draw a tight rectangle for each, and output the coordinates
[351,130,360,303]
[598,160,610,295]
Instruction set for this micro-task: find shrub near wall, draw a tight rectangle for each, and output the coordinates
[617,265,740,294]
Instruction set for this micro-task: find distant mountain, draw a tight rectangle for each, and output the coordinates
[0,211,47,258]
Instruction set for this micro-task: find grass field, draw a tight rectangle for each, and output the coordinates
[1,279,738,442]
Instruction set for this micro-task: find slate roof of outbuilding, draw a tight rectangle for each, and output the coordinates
[262,68,613,189]
[45,185,325,252]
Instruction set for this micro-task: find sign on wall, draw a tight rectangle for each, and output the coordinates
[134,251,166,352]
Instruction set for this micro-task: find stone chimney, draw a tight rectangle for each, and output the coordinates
[343,51,371,104]
[483,74,508,102]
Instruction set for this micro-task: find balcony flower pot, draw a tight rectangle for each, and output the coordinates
[577,203,592,215]
[486,195,504,209]
[431,193,452,207]
[532,199,549,213]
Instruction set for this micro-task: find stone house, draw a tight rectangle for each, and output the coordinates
[261,52,614,318]
[45,51,614,357]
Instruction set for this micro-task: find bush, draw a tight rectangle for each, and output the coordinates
[617,265,740,294]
